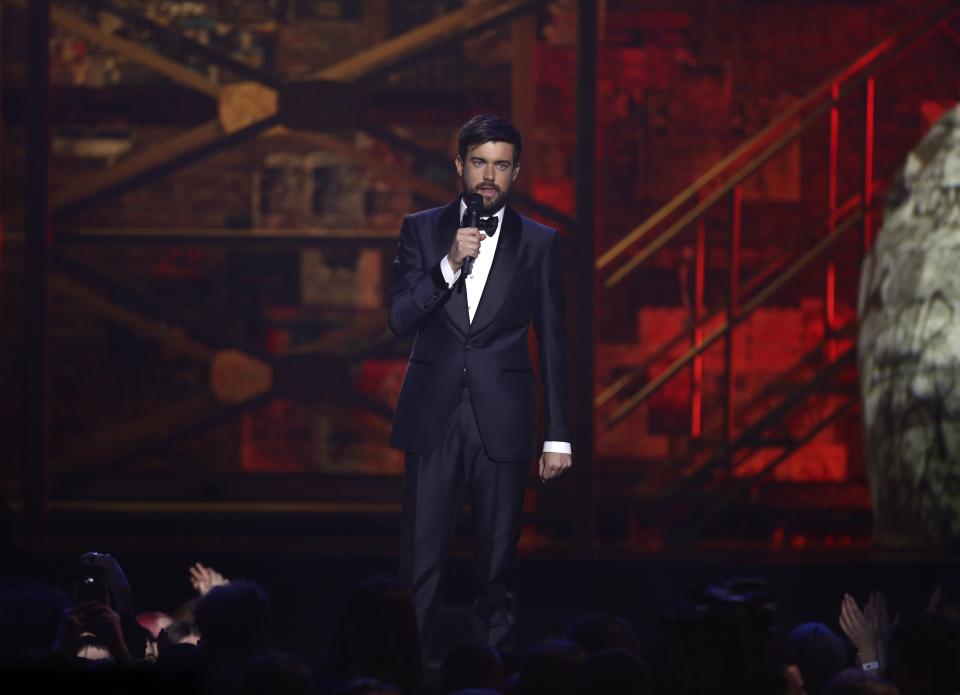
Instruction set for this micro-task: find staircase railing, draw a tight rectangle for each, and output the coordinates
[594,0,960,450]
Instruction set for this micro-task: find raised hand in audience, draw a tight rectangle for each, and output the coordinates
[867,590,894,669]
[190,562,229,596]
[61,600,132,665]
[839,592,889,674]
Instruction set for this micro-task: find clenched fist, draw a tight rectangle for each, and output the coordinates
[448,227,486,271]
[539,451,572,482]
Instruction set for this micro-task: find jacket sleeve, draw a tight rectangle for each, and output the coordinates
[388,215,452,338]
[533,231,571,442]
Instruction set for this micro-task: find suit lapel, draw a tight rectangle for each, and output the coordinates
[469,205,521,336]
[438,198,470,335]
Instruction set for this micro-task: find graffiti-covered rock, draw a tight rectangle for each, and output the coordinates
[858,105,960,548]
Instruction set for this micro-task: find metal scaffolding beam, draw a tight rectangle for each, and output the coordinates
[23,0,50,539]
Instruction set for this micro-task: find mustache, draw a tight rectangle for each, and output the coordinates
[475,183,501,193]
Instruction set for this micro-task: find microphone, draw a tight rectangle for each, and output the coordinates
[461,193,484,277]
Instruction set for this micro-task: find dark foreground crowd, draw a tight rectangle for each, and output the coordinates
[2,553,959,695]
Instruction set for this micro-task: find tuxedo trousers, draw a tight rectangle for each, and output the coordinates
[398,381,529,654]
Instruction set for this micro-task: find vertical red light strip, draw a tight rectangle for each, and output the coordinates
[828,82,839,230]
[724,186,742,449]
[863,77,875,252]
[826,82,840,361]
[691,210,705,440]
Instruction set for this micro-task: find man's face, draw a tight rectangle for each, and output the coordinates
[455,140,519,212]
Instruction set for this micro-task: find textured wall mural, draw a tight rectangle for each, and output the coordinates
[858,105,960,548]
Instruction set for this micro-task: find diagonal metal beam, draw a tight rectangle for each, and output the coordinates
[51,273,215,363]
[630,321,858,494]
[311,0,538,82]
[52,392,271,495]
[41,3,281,216]
[73,0,283,88]
[605,209,863,427]
[50,5,222,98]
[51,247,272,359]
[52,120,218,214]
[289,130,452,203]
[653,347,857,518]
[942,18,960,48]
[595,185,874,411]
[53,392,217,486]
[47,263,274,488]
[52,115,280,217]
[677,397,858,539]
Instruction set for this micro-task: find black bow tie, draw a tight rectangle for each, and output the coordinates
[478,216,498,235]
[460,211,499,236]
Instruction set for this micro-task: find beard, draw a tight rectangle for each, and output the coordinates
[462,179,507,212]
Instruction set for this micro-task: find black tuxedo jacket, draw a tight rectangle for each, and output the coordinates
[388,198,570,462]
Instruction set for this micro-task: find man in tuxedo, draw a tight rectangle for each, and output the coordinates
[388,114,572,654]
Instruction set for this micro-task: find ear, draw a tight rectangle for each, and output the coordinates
[512,163,520,181]
[455,155,464,177]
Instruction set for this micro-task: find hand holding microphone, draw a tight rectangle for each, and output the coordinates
[450,193,485,277]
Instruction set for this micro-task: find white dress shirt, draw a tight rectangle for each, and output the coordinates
[438,200,572,457]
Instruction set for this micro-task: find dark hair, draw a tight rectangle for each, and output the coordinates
[329,576,422,695]
[457,114,522,164]
[242,650,314,695]
[788,622,847,695]
[886,611,960,695]
[194,579,272,659]
[516,639,584,695]
[577,648,652,695]
[441,642,504,693]
[563,612,641,656]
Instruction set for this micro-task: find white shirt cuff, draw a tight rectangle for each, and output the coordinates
[543,441,572,455]
[440,256,461,288]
